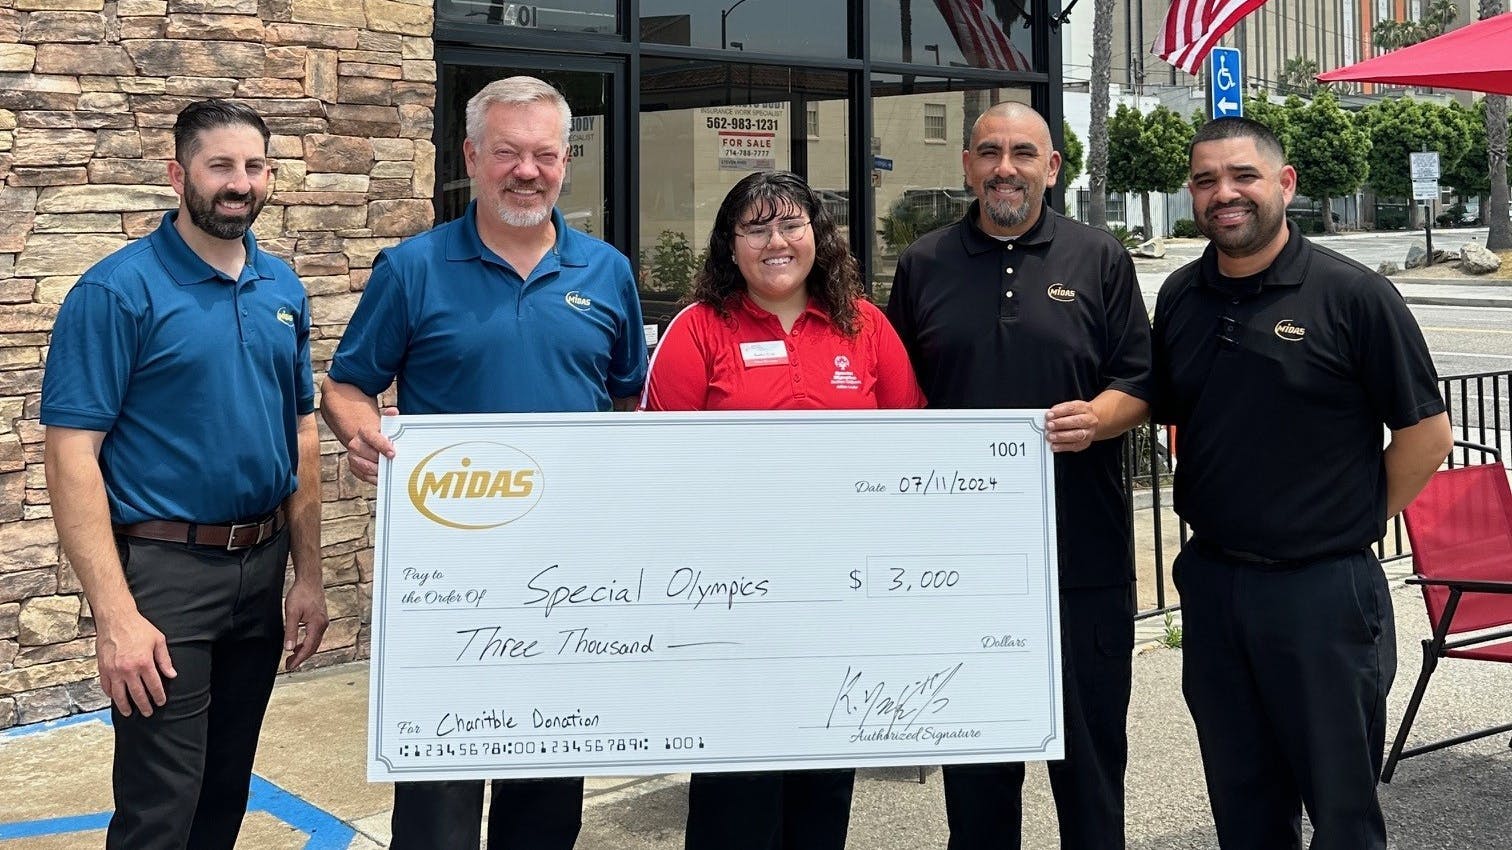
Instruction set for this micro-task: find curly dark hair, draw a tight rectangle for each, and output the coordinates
[689,170,864,336]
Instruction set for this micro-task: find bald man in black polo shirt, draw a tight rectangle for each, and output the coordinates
[887,102,1151,850]
[1152,117,1451,850]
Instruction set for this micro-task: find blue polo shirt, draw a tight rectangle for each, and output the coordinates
[41,211,314,526]
[328,203,647,414]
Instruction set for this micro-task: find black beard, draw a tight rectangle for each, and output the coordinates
[184,185,264,241]
[1199,201,1284,258]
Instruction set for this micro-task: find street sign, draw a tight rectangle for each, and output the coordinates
[1208,47,1243,119]
[873,156,894,171]
[1410,151,1441,181]
[1413,180,1440,201]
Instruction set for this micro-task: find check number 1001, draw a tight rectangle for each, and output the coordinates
[990,441,1027,458]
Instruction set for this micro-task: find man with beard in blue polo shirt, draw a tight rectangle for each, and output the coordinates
[321,76,647,850]
[42,99,329,850]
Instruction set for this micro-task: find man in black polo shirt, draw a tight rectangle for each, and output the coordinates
[886,101,1151,850]
[1152,117,1451,850]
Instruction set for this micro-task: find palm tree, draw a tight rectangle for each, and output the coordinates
[1086,0,1114,229]
[1374,0,1459,49]
[1484,0,1511,250]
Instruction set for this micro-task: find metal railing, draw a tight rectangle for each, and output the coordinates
[1126,368,1512,621]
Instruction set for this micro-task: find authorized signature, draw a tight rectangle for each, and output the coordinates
[825,662,963,733]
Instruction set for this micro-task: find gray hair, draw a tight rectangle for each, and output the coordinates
[465,76,572,149]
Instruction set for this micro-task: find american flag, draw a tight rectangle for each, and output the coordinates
[1153,0,1270,75]
[934,0,1034,73]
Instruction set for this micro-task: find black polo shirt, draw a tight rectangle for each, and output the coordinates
[1152,222,1445,561]
[886,204,1152,589]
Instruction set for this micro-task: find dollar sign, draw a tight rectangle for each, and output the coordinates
[849,569,862,590]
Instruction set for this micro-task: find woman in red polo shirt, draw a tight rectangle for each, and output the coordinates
[641,170,924,850]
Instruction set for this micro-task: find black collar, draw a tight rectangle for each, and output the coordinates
[959,201,1059,255]
[1198,220,1310,292]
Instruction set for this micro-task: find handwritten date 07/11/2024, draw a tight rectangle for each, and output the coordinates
[855,442,1026,496]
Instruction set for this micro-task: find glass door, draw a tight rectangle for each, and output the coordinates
[435,51,624,247]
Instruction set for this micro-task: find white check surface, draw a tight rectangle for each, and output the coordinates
[369,411,1062,781]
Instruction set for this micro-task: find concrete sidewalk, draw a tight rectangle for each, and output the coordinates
[4,565,1510,849]
[1131,235,1512,310]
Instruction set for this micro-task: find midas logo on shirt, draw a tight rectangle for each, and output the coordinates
[1047,284,1077,303]
[565,291,593,312]
[407,442,544,530]
[1274,319,1306,342]
[276,307,296,326]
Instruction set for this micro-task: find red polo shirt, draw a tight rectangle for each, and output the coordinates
[641,295,925,411]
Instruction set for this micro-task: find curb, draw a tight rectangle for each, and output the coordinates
[1403,294,1512,309]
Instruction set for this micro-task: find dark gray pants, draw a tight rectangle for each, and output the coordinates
[106,530,287,850]
[943,584,1136,850]
[1175,543,1396,850]
[683,769,856,850]
[389,777,585,850]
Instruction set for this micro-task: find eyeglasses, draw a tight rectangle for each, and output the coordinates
[1216,315,1240,350]
[736,219,811,249]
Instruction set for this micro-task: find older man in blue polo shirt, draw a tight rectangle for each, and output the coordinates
[42,100,329,849]
[321,76,647,850]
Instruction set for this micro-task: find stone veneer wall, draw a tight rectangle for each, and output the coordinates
[0,0,437,728]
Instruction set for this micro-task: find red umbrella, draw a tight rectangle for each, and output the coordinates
[1316,11,1512,95]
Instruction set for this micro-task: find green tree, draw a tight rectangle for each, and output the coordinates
[1243,94,1299,155]
[1086,0,1115,229]
[1060,120,1085,187]
[1290,91,1371,234]
[1442,100,1490,203]
[1361,97,1474,227]
[1106,103,1144,231]
[1280,57,1321,98]
[1108,104,1192,237]
[1374,0,1459,48]
[1482,0,1511,250]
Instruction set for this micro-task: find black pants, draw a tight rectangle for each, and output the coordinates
[943,584,1134,850]
[684,769,856,850]
[390,777,585,850]
[106,530,288,850]
[1175,543,1396,850]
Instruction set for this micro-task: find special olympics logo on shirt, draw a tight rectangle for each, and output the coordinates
[407,442,544,530]
[565,291,593,312]
[831,355,860,390]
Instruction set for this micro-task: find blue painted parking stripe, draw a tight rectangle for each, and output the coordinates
[2,715,359,848]
[0,707,111,739]
[0,812,111,840]
[248,775,358,850]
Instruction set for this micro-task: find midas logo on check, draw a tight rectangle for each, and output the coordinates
[407,441,544,529]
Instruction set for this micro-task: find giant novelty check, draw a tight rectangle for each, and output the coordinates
[368,411,1062,782]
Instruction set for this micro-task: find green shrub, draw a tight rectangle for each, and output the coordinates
[645,230,699,296]
[1171,218,1201,238]
[879,199,961,254]
[1108,225,1143,248]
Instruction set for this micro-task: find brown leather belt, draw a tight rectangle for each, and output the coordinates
[115,507,287,551]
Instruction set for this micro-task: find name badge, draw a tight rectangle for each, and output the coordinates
[740,341,789,368]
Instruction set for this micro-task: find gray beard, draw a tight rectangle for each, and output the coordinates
[984,197,1030,229]
[494,202,551,228]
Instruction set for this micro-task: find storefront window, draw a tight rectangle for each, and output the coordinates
[637,58,850,337]
[869,0,1037,72]
[639,0,848,59]
[869,74,1030,299]
[436,0,617,34]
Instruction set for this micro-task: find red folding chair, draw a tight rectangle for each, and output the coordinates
[1384,441,1512,782]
